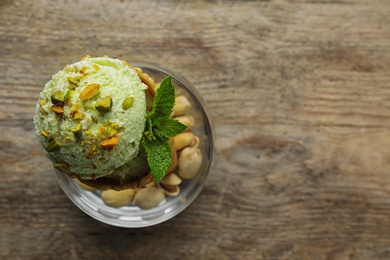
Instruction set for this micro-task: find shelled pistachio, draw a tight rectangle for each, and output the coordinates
[51,91,66,104]
[95,96,112,114]
[174,132,196,151]
[178,147,202,179]
[122,97,135,110]
[101,189,135,208]
[160,173,182,196]
[172,95,191,116]
[79,83,100,100]
[134,187,165,210]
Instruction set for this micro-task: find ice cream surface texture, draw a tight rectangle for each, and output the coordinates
[34,57,148,180]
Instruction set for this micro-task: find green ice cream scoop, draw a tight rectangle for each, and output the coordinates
[34,57,148,180]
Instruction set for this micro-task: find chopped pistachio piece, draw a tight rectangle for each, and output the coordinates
[51,91,66,104]
[41,130,49,138]
[72,124,82,139]
[54,162,69,173]
[122,97,135,110]
[52,105,65,114]
[95,96,112,114]
[107,127,117,137]
[79,83,100,100]
[111,122,119,129]
[46,139,61,152]
[91,116,99,124]
[101,135,120,148]
[65,90,74,100]
[70,107,83,120]
[67,76,79,88]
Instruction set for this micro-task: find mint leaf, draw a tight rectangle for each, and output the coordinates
[153,117,187,139]
[144,117,155,141]
[142,135,172,184]
[141,75,187,184]
[150,76,175,120]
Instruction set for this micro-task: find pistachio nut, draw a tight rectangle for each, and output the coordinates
[79,83,100,100]
[101,135,119,148]
[191,135,200,148]
[95,96,112,114]
[107,127,117,138]
[172,95,191,117]
[65,90,74,104]
[70,107,83,120]
[41,130,49,138]
[178,147,202,179]
[160,173,182,186]
[101,189,135,208]
[174,132,196,151]
[122,97,135,110]
[51,90,66,105]
[173,115,195,132]
[160,184,180,196]
[67,76,79,88]
[134,187,165,210]
[72,124,83,139]
[52,105,65,115]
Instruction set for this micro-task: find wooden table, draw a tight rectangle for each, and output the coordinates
[2,0,390,259]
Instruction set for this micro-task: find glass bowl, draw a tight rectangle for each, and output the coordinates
[54,62,213,228]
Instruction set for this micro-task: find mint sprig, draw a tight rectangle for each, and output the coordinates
[142,76,187,184]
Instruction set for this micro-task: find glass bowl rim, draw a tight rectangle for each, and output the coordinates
[55,61,214,228]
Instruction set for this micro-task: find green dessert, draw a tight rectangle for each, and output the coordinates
[34,56,185,190]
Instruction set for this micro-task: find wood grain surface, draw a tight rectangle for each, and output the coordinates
[2,0,390,259]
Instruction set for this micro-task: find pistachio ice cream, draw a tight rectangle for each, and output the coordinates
[34,57,152,187]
